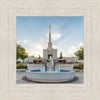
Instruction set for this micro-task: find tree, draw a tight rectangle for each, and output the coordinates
[75,47,84,60]
[17,44,28,59]
[59,52,63,59]
[31,55,34,57]
[38,54,41,59]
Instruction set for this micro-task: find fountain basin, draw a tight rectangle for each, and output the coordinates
[26,70,75,82]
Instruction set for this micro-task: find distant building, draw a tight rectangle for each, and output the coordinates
[17,58,23,63]
[63,57,78,62]
[23,57,42,63]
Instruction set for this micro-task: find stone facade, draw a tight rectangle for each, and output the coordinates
[43,49,57,59]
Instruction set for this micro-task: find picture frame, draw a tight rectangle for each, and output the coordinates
[0,0,100,100]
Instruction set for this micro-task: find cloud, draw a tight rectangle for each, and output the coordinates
[52,45,57,49]
[23,40,29,43]
[26,43,44,57]
[66,43,83,57]
[51,33,61,41]
[46,32,61,41]
[17,40,29,44]
[17,41,21,44]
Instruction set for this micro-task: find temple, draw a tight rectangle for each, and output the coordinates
[43,25,57,59]
[17,25,79,63]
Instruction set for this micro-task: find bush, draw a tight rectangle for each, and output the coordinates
[38,60,42,63]
[16,64,27,69]
[58,60,66,63]
[17,63,21,66]
[63,60,66,63]
[17,61,21,64]
[33,60,37,63]
[74,64,84,70]
[59,60,63,63]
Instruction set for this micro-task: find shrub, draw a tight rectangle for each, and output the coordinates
[16,64,27,69]
[38,60,42,63]
[17,63,22,66]
[17,61,21,64]
[59,60,63,63]
[17,66,27,69]
[33,60,37,63]
[63,60,66,63]
[74,64,84,70]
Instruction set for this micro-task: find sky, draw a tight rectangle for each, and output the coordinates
[17,16,84,57]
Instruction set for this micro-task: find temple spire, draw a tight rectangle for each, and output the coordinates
[48,25,52,49]
[49,25,51,43]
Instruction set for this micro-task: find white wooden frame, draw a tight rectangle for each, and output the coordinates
[0,0,100,100]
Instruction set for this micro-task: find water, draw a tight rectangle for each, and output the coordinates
[41,56,61,72]
[30,70,70,72]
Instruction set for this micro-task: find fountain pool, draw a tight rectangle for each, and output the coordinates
[30,70,70,72]
[25,57,75,83]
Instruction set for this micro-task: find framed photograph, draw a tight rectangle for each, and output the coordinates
[0,0,100,100]
[16,16,84,84]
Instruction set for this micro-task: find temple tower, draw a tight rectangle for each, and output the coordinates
[48,25,52,49]
[43,25,57,59]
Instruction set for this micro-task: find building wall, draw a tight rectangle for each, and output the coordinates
[24,57,34,63]
[23,58,29,63]
[27,64,73,70]
[17,58,23,63]
[52,49,57,59]
[43,49,57,59]
[64,57,78,62]
[43,49,48,59]
[23,57,41,63]
[27,64,41,70]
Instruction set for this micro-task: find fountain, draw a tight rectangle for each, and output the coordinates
[40,56,60,72]
[25,25,75,82]
[26,56,75,82]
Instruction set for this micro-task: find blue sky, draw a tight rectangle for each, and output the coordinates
[17,16,84,57]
